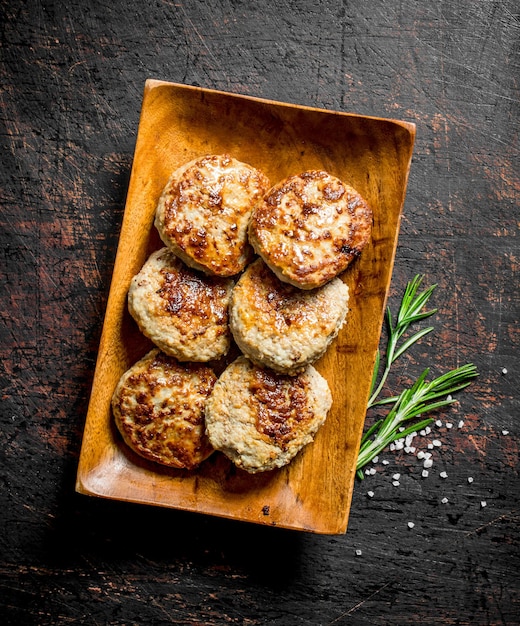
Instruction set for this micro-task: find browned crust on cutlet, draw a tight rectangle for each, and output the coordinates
[229,258,349,374]
[128,248,233,361]
[204,356,332,473]
[155,154,270,276]
[248,365,317,450]
[112,350,216,469]
[249,170,372,289]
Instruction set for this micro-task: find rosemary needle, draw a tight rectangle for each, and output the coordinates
[357,275,478,480]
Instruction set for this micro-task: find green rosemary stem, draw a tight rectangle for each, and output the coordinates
[357,363,478,479]
[367,275,437,409]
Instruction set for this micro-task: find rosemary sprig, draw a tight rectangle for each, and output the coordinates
[368,275,438,409]
[357,275,478,480]
[357,364,478,479]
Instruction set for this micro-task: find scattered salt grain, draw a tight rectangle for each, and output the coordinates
[405,446,416,454]
[419,429,426,436]
[355,549,362,556]
[382,459,389,465]
[441,497,449,504]
[432,439,442,447]
[392,480,400,487]
[422,469,429,478]
[394,441,404,451]
[417,451,425,460]
[423,459,433,469]
[440,471,448,479]
[405,434,415,447]
[446,423,453,429]
[367,491,374,498]
[502,368,508,375]
[435,420,443,427]
[502,430,509,436]
[468,477,474,483]
[425,426,432,435]
[458,420,464,429]
[392,473,401,481]
[399,426,405,432]
[389,443,395,451]
[427,443,434,450]
[365,469,371,475]
[372,456,379,463]
[369,467,377,475]
[446,394,453,402]
[407,521,415,529]
[481,501,487,508]
[423,452,432,460]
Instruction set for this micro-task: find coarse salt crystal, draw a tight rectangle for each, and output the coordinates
[432,440,442,447]
[502,430,509,436]
[392,473,401,480]
[390,443,395,451]
[502,368,508,375]
[441,497,449,504]
[435,420,443,427]
[372,456,379,463]
[399,426,405,432]
[382,460,389,465]
[424,459,433,469]
[446,394,453,402]
[395,441,404,450]
[458,420,464,429]
[407,521,415,529]
[419,430,426,436]
[440,471,448,479]
[405,434,415,447]
[369,468,377,475]
[365,469,371,475]
[417,451,425,460]
[367,491,374,498]
[468,477,474,483]
[427,443,434,450]
[481,501,487,508]
[423,452,432,460]
[355,549,362,556]
[405,446,416,454]
[392,481,400,487]
[425,426,431,435]
[446,423,453,429]
[422,469,429,478]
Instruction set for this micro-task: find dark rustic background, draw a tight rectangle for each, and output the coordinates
[1,0,519,624]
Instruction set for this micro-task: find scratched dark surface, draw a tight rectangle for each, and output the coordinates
[1,0,519,624]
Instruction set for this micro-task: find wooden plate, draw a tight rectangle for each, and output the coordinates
[76,79,415,534]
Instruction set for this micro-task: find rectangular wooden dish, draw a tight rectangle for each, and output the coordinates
[76,79,415,534]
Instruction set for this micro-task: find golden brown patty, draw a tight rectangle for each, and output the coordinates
[205,356,332,473]
[155,154,270,276]
[112,349,216,469]
[249,170,372,289]
[128,248,233,361]
[229,259,349,374]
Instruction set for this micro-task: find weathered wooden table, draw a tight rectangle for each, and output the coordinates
[1,1,518,623]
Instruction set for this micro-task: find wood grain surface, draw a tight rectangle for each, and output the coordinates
[1,0,518,624]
